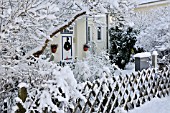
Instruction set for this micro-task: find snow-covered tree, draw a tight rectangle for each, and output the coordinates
[132,6,170,52]
[0,0,128,111]
[109,0,137,27]
[0,0,123,59]
[0,0,137,112]
[109,0,138,69]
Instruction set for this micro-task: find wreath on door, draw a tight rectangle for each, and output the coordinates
[64,38,71,51]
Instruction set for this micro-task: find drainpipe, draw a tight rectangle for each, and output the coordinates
[106,13,109,52]
[86,16,88,44]
[0,0,3,33]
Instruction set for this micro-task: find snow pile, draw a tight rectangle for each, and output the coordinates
[113,96,170,113]
[20,60,86,113]
[128,96,170,113]
[114,107,127,113]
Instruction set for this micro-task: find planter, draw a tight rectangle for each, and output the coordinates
[83,44,89,51]
[51,44,58,53]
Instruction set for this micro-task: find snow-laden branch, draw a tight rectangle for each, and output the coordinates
[33,11,86,57]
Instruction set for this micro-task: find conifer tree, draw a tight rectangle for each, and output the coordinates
[109,23,138,69]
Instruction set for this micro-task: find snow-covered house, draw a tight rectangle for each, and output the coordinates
[50,0,170,63]
[135,0,170,12]
[133,0,170,52]
[50,14,111,63]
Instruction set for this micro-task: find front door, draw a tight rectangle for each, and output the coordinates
[62,36,73,62]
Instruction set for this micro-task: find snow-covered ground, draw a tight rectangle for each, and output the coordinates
[114,62,136,76]
[128,96,170,113]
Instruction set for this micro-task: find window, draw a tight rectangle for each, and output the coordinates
[88,0,95,2]
[60,27,73,34]
[97,27,102,40]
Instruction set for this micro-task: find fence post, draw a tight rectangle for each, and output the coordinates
[152,51,158,68]
[4,99,7,113]
[18,86,27,103]
[16,83,27,113]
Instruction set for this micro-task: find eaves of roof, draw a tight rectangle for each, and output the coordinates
[134,0,170,11]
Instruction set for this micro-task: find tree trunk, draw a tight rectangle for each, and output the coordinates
[33,11,86,57]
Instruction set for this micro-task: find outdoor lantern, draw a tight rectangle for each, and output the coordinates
[51,44,58,53]
[83,44,89,51]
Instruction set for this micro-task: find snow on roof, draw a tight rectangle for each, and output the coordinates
[138,0,164,4]
[134,52,151,58]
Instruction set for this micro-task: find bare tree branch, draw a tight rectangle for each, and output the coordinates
[33,11,86,57]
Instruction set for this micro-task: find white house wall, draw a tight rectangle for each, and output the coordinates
[74,17,87,60]
[51,14,109,61]
[49,35,61,62]
[87,15,107,54]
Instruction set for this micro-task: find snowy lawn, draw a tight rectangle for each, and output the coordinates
[128,96,170,113]
[114,62,136,76]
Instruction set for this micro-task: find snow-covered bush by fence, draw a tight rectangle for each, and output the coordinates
[72,52,119,82]
[0,57,86,112]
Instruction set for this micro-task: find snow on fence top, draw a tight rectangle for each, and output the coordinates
[152,51,158,55]
[1,66,170,113]
[134,52,151,58]
[72,66,170,113]
[18,83,28,88]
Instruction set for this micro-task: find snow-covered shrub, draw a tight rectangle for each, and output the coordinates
[0,57,86,113]
[72,52,118,82]
[22,60,85,113]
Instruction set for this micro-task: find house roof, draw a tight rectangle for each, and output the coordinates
[135,0,170,11]
[138,0,168,4]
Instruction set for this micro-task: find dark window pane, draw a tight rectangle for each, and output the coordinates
[60,27,73,34]
[88,26,91,41]
[97,27,101,40]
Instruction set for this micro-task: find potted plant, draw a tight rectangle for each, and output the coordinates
[51,44,58,53]
[83,44,89,51]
